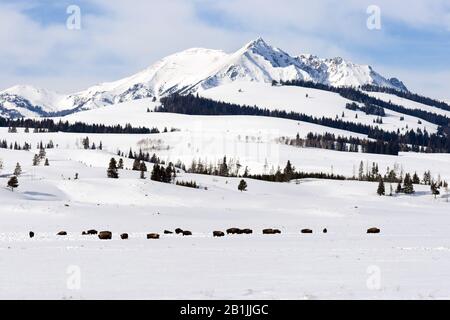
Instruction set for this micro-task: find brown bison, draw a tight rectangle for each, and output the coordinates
[147,233,160,239]
[213,231,225,237]
[57,231,67,236]
[323,228,328,233]
[182,230,192,236]
[29,231,34,238]
[226,228,242,234]
[82,231,87,235]
[242,229,253,234]
[301,229,313,234]
[120,233,129,239]
[175,228,183,234]
[164,230,173,234]
[263,228,281,234]
[98,231,112,240]
[87,229,98,235]
[367,227,380,234]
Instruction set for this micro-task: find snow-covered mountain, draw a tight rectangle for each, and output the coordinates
[0,37,407,118]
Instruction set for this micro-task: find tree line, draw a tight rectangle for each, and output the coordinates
[1,118,159,134]
[361,84,450,113]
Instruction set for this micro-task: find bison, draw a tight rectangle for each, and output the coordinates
[367,227,380,234]
[182,230,192,236]
[120,233,129,240]
[29,231,34,238]
[57,231,67,236]
[147,233,160,239]
[262,228,281,234]
[164,230,173,234]
[301,229,313,234]
[98,231,112,240]
[213,231,225,237]
[226,228,242,234]
[242,229,253,234]
[323,228,328,233]
[87,229,98,235]
[175,228,183,234]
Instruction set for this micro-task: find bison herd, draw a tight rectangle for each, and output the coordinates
[27,227,382,240]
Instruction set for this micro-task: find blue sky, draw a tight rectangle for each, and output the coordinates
[1,0,449,99]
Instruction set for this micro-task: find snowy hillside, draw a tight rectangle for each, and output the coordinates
[0,38,408,118]
[200,82,438,133]
[1,128,450,299]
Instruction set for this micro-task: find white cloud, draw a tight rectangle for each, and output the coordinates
[0,0,449,99]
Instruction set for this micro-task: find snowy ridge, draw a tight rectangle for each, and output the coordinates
[0,37,408,117]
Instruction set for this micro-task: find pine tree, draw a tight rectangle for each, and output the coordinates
[82,137,90,149]
[118,158,124,169]
[377,178,385,196]
[44,158,49,166]
[39,148,46,160]
[431,181,440,198]
[139,161,147,179]
[7,176,18,191]
[107,158,119,179]
[358,161,364,181]
[396,182,402,194]
[403,173,415,194]
[32,154,40,166]
[283,160,295,181]
[219,156,228,177]
[238,179,247,192]
[412,172,420,184]
[132,158,140,171]
[13,163,22,176]
[151,163,160,181]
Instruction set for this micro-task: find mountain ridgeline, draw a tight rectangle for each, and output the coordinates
[0,37,408,118]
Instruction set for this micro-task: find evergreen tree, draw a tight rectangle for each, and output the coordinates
[377,178,385,196]
[423,171,431,185]
[431,181,440,198]
[412,172,420,184]
[219,156,228,177]
[118,158,124,169]
[283,160,295,181]
[39,148,46,160]
[358,161,364,181]
[238,179,247,192]
[151,163,160,181]
[44,158,49,166]
[13,163,22,176]
[132,159,140,171]
[107,158,119,179]
[82,137,90,149]
[32,154,40,166]
[403,173,415,194]
[396,182,403,194]
[7,176,18,191]
[139,161,147,179]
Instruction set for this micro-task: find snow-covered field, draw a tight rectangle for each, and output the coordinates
[1,118,450,299]
[2,74,450,300]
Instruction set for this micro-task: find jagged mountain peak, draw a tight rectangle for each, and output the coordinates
[0,38,408,118]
